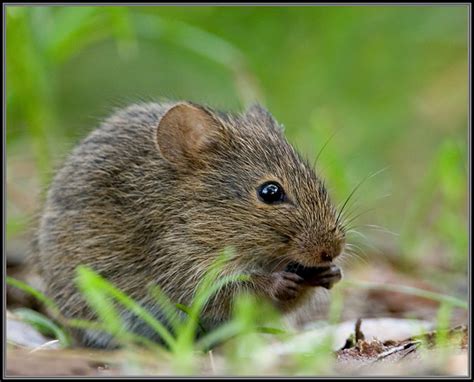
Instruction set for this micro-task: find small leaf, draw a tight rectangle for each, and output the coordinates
[14,308,71,347]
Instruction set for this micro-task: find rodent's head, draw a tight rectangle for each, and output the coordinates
[155,102,345,271]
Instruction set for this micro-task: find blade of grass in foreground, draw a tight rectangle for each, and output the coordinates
[148,284,184,333]
[174,250,250,352]
[7,276,111,345]
[175,272,250,351]
[76,267,130,346]
[194,321,244,352]
[13,307,71,347]
[6,276,59,315]
[75,266,176,350]
[175,303,207,335]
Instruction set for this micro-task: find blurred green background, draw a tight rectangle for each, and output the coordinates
[6,6,468,292]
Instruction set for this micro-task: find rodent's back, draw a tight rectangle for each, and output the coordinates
[38,103,181,319]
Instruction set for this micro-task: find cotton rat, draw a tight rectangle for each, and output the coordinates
[35,101,345,348]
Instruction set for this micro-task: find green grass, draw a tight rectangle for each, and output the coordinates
[7,257,467,375]
[13,308,72,347]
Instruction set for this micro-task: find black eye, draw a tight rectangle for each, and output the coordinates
[258,181,286,204]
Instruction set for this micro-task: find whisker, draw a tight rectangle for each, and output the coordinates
[339,248,369,267]
[345,228,370,242]
[339,203,364,225]
[345,242,374,262]
[341,208,378,233]
[335,167,389,227]
[363,224,400,237]
[345,243,367,257]
[342,192,392,223]
[312,127,343,169]
[336,252,358,267]
[352,237,383,257]
[269,255,294,274]
[337,196,362,225]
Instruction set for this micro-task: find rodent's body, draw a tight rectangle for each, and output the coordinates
[36,101,345,348]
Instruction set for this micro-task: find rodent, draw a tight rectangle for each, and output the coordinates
[35,101,345,349]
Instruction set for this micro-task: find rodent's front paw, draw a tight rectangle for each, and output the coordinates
[285,262,342,289]
[301,264,342,289]
[269,271,304,302]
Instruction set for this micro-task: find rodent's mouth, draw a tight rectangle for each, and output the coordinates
[285,261,342,289]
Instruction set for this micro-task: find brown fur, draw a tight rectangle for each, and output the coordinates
[34,101,345,348]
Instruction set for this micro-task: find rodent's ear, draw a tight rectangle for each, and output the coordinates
[155,102,221,167]
[245,103,283,133]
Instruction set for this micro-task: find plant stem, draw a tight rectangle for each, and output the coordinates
[340,279,467,310]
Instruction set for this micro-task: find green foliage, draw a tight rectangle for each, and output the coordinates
[7,6,467,278]
[74,251,288,374]
[6,276,59,315]
[13,308,71,347]
[435,302,452,348]
[6,275,111,342]
[7,263,468,374]
[76,265,176,349]
[401,138,468,270]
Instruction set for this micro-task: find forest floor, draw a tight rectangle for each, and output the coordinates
[6,251,469,377]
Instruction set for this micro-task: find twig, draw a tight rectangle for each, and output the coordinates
[208,350,216,374]
[355,318,365,342]
[29,339,60,353]
[372,340,421,363]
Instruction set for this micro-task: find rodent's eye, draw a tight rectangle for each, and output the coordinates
[257,181,286,204]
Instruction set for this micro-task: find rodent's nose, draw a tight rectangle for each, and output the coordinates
[321,251,332,262]
[318,246,342,263]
